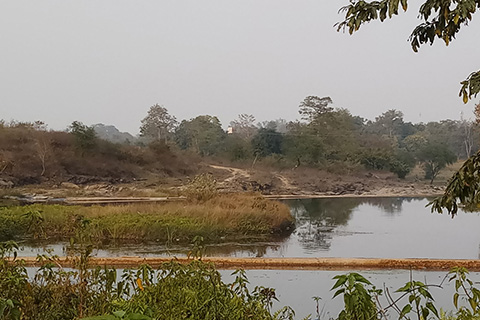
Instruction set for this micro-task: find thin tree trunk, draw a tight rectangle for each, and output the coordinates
[251,154,259,168]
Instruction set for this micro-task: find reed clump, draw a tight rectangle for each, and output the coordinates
[0,194,294,243]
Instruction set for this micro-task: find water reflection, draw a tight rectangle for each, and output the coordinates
[285,197,480,259]
[285,197,415,252]
[16,239,283,259]
[287,198,362,251]
[361,197,409,214]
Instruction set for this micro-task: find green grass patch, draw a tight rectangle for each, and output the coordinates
[0,194,294,244]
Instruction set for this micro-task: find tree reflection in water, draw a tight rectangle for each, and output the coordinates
[284,197,412,251]
[362,197,412,215]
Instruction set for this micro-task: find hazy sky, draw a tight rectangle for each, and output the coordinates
[1,1,479,134]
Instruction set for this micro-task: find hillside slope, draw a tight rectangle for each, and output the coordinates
[0,124,195,186]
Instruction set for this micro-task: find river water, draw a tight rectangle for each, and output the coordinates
[18,197,480,259]
[16,197,480,319]
[220,269,463,319]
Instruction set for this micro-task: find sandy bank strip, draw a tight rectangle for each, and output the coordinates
[10,191,443,205]
[64,196,185,205]
[264,194,442,200]
[11,257,480,271]
[11,196,187,205]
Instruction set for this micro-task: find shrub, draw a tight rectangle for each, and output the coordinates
[184,173,218,202]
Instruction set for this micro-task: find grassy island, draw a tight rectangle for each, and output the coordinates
[0,194,294,243]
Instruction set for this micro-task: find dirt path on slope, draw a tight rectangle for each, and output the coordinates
[209,164,251,183]
[275,173,298,190]
[209,164,298,192]
[208,164,444,197]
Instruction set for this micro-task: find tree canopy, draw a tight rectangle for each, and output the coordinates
[68,121,97,155]
[175,116,226,156]
[417,141,457,184]
[299,96,333,121]
[140,104,177,143]
[337,0,480,103]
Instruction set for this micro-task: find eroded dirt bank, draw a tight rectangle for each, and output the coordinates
[12,257,480,271]
[1,161,453,200]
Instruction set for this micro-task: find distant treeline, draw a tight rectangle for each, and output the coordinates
[0,96,477,184]
[137,98,476,182]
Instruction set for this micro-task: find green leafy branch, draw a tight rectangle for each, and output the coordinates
[394,280,439,320]
[460,70,480,103]
[429,149,480,216]
[448,267,480,317]
[335,0,408,34]
[331,272,443,320]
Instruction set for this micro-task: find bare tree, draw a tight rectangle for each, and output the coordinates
[0,153,13,174]
[35,139,49,176]
[460,112,474,158]
[229,114,257,141]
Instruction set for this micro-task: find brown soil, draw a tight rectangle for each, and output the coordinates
[1,161,448,200]
[205,164,446,198]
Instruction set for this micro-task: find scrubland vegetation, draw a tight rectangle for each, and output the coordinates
[0,120,195,186]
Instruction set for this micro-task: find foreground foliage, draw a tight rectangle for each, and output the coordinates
[331,268,480,320]
[0,241,295,320]
[430,150,480,216]
[3,238,480,320]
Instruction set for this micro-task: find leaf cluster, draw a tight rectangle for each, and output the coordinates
[336,0,408,34]
[448,267,480,320]
[331,273,380,320]
[429,149,480,216]
[395,280,438,320]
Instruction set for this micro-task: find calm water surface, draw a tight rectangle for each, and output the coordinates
[19,197,480,259]
[220,268,471,320]
[285,197,480,259]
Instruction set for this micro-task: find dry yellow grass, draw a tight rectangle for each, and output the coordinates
[1,193,294,243]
